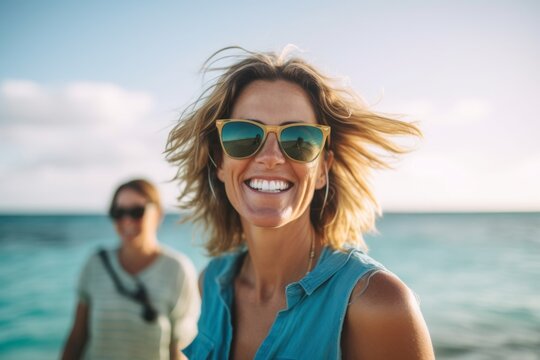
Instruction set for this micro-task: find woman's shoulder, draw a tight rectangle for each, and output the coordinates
[338,247,412,318]
[158,245,197,274]
[77,247,115,286]
[81,247,110,270]
[343,271,435,359]
[349,271,416,315]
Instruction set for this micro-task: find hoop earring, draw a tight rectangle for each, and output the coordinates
[206,152,219,200]
[319,162,329,220]
[207,164,217,200]
[208,153,218,168]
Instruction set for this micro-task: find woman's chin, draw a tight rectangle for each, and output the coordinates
[120,233,143,246]
[240,207,294,229]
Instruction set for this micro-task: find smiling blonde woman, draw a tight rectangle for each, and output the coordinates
[166,47,434,359]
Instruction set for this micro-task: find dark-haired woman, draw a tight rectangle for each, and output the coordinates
[61,179,200,360]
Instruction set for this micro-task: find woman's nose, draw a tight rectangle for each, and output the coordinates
[254,133,286,168]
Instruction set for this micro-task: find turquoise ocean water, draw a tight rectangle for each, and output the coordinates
[0,213,539,359]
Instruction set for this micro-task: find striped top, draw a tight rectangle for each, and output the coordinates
[78,246,200,360]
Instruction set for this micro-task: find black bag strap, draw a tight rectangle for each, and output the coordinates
[97,249,158,322]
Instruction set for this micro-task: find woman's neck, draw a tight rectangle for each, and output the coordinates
[118,238,161,275]
[238,215,321,303]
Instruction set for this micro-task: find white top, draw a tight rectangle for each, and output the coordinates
[78,245,200,360]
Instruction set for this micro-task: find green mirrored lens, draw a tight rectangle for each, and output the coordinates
[221,122,264,158]
[280,125,324,162]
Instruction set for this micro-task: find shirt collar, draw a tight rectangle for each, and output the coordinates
[298,246,355,295]
[214,246,357,298]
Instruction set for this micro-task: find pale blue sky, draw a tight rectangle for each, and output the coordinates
[1,0,539,212]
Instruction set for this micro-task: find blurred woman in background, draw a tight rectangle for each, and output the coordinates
[61,178,200,360]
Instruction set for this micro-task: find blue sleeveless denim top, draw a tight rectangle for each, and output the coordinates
[184,246,386,359]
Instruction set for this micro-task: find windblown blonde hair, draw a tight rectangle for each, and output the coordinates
[165,46,421,256]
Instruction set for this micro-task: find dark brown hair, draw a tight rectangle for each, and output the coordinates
[108,179,162,216]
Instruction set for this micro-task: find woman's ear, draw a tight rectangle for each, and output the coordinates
[216,163,225,182]
[216,165,224,182]
[316,150,334,189]
[209,151,225,183]
[325,150,334,170]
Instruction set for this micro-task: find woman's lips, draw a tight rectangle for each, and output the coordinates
[244,178,293,193]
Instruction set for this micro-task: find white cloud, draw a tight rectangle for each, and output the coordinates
[389,98,492,125]
[0,80,154,128]
[367,97,538,211]
[0,80,180,212]
[1,80,43,98]
[1,79,158,131]
[373,151,540,212]
[63,82,154,128]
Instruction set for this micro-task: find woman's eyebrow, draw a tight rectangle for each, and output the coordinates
[281,120,303,125]
[245,118,305,125]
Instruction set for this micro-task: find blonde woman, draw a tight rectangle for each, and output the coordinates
[166,47,434,359]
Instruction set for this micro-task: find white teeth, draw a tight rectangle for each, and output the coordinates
[248,179,290,193]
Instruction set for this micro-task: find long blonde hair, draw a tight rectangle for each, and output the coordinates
[165,47,421,255]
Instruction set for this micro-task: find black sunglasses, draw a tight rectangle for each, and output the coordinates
[216,119,331,163]
[110,205,147,220]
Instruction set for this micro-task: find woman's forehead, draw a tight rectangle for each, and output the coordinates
[115,188,147,206]
[231,79,317,125]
